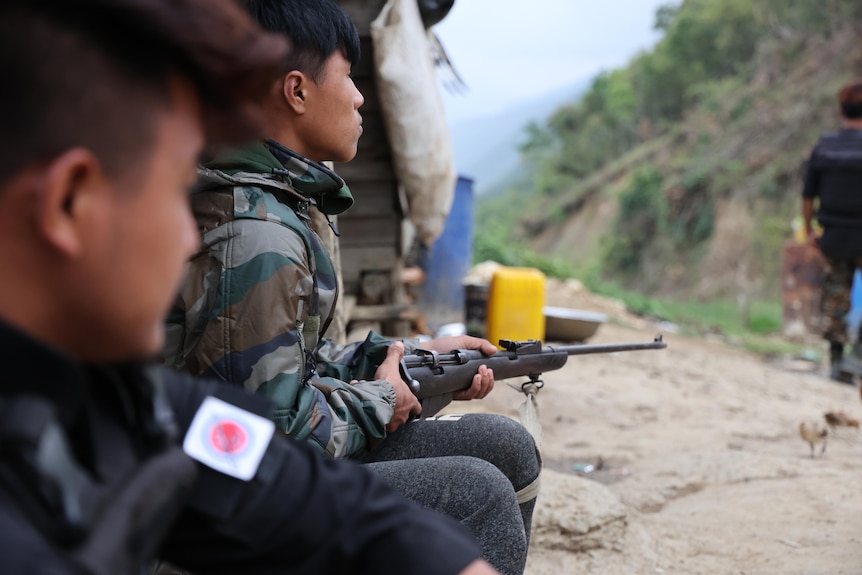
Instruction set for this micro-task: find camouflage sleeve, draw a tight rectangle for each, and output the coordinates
[315,338,365,369]
[315,334,425,381]
[169,218,394,458]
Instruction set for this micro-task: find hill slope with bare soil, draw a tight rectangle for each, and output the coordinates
[527,27,862,300]
[477,4,862,304]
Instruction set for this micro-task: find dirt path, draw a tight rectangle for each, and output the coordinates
[447,280,862,574]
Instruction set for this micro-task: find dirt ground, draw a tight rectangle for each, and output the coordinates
[445,279,862,575]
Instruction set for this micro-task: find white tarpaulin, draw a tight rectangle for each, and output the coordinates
[371,0,457,247]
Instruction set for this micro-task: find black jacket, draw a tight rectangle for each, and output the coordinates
[803,128,862,258]
[0,320,481,574]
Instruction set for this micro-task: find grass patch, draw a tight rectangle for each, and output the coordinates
[736,334,810,358]
[581,275,795,356]
[473,252,798,358]
[586,282,767,333]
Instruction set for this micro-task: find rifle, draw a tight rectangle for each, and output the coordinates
[400,335,667,417]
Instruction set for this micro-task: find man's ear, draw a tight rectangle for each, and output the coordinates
[37,148,104,258]
[282,70,309,114]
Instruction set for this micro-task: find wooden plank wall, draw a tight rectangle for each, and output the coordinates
[334,1,412,335]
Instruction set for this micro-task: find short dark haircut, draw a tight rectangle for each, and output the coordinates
[243,0,361,83]
[839,79,862,120]
[0,0,288,183]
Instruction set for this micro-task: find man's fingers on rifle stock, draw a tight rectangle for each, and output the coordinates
[460,336,497,356]
[480,366,494,397]
[453,365,494,401]
[385,388,421,433]
[475,338,498,355]
[379,341,421,432]
[425,335,497,356]
[386,341,405,360]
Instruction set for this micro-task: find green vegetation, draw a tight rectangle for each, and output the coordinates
[605,167,667,275]
[471,246,794,357]
[471,235,800,356]
[473,0,862,346]
[582,275,802,358]
[598,287,780,336]
[474,234,575,280]
[736,334,811,358]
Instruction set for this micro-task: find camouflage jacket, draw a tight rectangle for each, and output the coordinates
[163,141,396,458]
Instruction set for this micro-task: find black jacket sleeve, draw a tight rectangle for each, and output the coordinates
[159,369,483,575]
[0,503,86,575]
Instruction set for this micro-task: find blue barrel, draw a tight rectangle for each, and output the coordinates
[417,175,474,333]
[849,269,862,338]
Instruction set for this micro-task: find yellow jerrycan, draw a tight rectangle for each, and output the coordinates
[485,267,546,348]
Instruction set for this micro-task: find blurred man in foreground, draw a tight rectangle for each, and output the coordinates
[0,0,497,573]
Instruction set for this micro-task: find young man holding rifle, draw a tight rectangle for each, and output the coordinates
[164,1,541,572]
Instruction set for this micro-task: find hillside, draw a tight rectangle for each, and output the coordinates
[448,80,588,195]
[476,0,862,305]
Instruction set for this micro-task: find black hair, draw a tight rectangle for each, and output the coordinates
[0,0,287,184]
[243,0,361,83]
[839,79,862,120]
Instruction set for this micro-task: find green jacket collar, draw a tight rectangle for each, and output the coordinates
[204,140,354,216]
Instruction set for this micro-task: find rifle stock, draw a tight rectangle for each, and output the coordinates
[401,336,666,414]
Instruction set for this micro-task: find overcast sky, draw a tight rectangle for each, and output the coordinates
[434,0,672,124]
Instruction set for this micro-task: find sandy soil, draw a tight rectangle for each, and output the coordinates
[446,279,862,575]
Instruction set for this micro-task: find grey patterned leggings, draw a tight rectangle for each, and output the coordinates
[362,413,541,575]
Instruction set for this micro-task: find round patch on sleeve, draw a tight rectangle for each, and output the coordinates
[183,396,276,481]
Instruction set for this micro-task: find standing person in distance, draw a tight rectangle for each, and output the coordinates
[803,78,862,384]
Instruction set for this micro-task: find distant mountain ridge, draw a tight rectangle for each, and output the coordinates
[448,80,588,195]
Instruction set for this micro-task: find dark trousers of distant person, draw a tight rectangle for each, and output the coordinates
[821,256,862,383]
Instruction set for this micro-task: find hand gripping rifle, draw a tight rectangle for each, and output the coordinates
[400,335,667,417]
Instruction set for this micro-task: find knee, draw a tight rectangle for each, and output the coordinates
[449,457,520,512]
[498,417,539,460]
[469,415,541,479]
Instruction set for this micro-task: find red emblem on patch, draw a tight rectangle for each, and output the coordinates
[209,420,248,455]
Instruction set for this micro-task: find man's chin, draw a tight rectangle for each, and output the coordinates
[107,329,165,364]
[341,145,360,164]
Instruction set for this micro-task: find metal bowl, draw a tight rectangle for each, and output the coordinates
[543,306,607,343]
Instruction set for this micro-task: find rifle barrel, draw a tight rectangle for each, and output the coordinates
[546,335,666,356]
[403,336,666,370]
